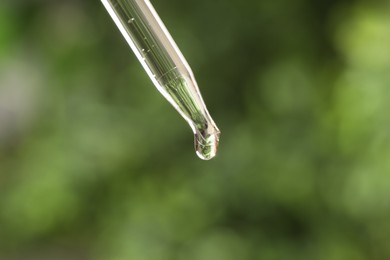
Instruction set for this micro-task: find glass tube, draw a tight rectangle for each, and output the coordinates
[101,0,220,160]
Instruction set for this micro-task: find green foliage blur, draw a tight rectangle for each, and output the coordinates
[1,0,390,259]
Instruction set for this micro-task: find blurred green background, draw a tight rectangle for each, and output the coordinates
[1,0,390,259]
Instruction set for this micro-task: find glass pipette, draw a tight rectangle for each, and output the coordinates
[101,0,220,160]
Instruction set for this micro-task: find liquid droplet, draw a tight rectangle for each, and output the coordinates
[194,125,220,160]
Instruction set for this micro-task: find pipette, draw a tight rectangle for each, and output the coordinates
[101,0,220,160]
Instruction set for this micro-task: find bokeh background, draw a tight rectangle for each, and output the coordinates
[1,0,390,259]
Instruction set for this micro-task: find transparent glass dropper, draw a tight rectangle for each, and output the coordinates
[101,0,220,160]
